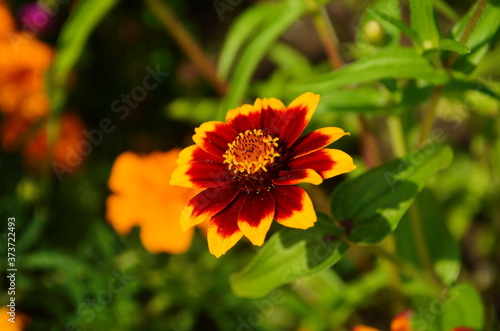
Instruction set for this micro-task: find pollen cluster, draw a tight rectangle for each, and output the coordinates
[223,129,280,174]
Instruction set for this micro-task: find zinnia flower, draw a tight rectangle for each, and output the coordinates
[106,149,200,254]
[170,92,356,257]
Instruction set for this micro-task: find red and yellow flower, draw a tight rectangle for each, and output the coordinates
[170,92,356,257]
[106,149,201,254]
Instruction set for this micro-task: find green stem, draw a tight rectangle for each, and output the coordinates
[446,0,490,67]
[306,0,344,69]
[363,244,445,296]
[408,203,440,283]
[416,84,444,149]
[387,115,407,157]
[144,0,227,96]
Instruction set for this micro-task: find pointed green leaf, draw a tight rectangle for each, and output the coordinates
[369,9,422,45]
[222,0,308,111]
[409,0,441,49]
[230,214,348,298]
[316,87,394,114]
[290,48,449,93]
[438,38,470,54]
[217,3,282,80]
[330,144,453,244]
[49,0,119,113]
[451,0,500,76]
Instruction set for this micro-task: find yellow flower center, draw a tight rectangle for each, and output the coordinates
[223,129,280,174]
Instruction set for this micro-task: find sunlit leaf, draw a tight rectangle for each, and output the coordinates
[330,144,453,244]
[222,0,308,110]
[409,0,441,49]
[450,0,500,76]
[217,2,282,80]
[437,38,470,54]
[290,48,449,93]
[369,9,421,45]
[230,214,348,298]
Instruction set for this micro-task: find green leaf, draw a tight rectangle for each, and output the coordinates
[48,0,119,113]
[411,283,484,331]
[217,2,282,80]
[434,0,460,23]
[409,0,441,49]
[369,9,422,45]
[395,190,461,285]
[268,42,313,79]
[437,38,470,54]
[230,214,348,298]
[315,87,393,114]
[451,0,500,76]
[222,0,308,110]
[330,144,453,244]
[290,48,449,93]
[356,0,401,49]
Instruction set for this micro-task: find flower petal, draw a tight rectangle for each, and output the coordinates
[237,190,275,246]
[170,162,233,188]
[272,186,316,229]
[272,169,323,185]
[208,193,246,257]
[192,121,237,157]
[289,149,356,179]
[269,92,320,147]
[180,184,239,231]
[226,98,285,132]
[292,127,349,158]
[176,145,222,165]
[352,326,380,331]
[390,310,412,331]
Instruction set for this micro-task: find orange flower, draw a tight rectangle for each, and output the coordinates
[1,112,86,171]
[0,2,53,120]
[0,306,29,331]
[106,149,200,253]
[353,311,412,331]
[352,311,475,331]
[170,92,356,257]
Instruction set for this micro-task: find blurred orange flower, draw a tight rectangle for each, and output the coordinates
[352,311,476,331]
[106,149,201,253]
[0,2,53,120]
[0,306,29,330]
[1,112,86,171]
[352,311,412,331]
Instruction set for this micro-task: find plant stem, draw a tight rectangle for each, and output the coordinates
[446,0,490,67]
[363,244,445,296]
[416,84,444,148]
[387,115,407,157]
[144,0,227,96]
[418,0,489,147]
[306,0,382,168]
[408,202,439,282]
[306,0,344,69]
